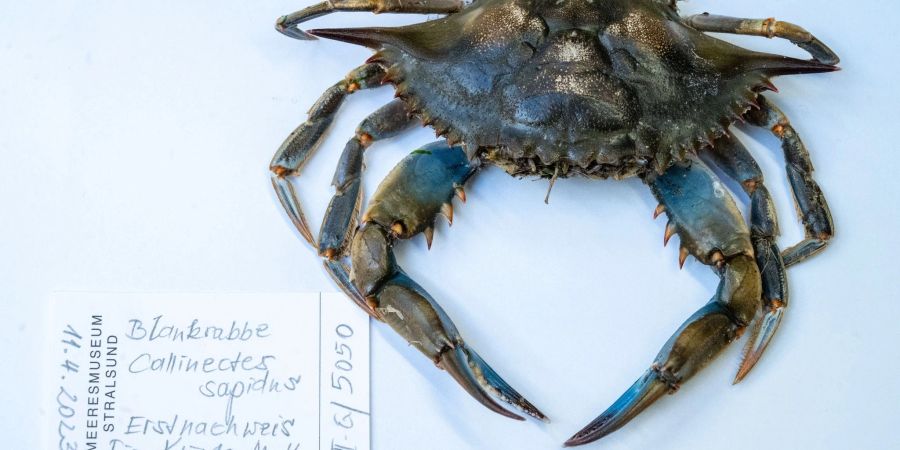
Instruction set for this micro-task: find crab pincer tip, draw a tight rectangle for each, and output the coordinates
[275,17,318,40]
[439,346,526,421]
[564,369,669,446]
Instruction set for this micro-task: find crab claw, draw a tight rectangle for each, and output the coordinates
[564,369,670,447]
[439,344,548,422]
[734,299,785,383]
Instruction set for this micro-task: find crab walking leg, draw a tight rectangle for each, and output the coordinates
[348,142,547,421]
[270,63,385,245]
[316,100,415,315]
[276,0,464,40]
[702,136,788,383]
[746,95,834,268]
[684,13,839,65]
[318,99,414,257]
[566,157,761,447]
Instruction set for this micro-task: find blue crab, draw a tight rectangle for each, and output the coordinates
[269,0,838,445]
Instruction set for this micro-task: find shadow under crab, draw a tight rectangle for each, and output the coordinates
[270,0,838,445]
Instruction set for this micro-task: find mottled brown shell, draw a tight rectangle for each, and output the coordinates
[312,0,834,178]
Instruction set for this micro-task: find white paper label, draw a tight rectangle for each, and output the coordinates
[43,292,370,450]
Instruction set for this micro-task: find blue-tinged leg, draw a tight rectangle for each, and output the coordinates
[349,142,547,422]
[270,63,386,245]
[746,95,834,267]
[566,157,761,446]
[317,99,414,258]
[702,135,788,383]
[279,98,414,317]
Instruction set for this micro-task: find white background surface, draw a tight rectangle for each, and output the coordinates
[3,0,899,449]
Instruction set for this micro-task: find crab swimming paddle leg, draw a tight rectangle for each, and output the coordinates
[684,13,839,65]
